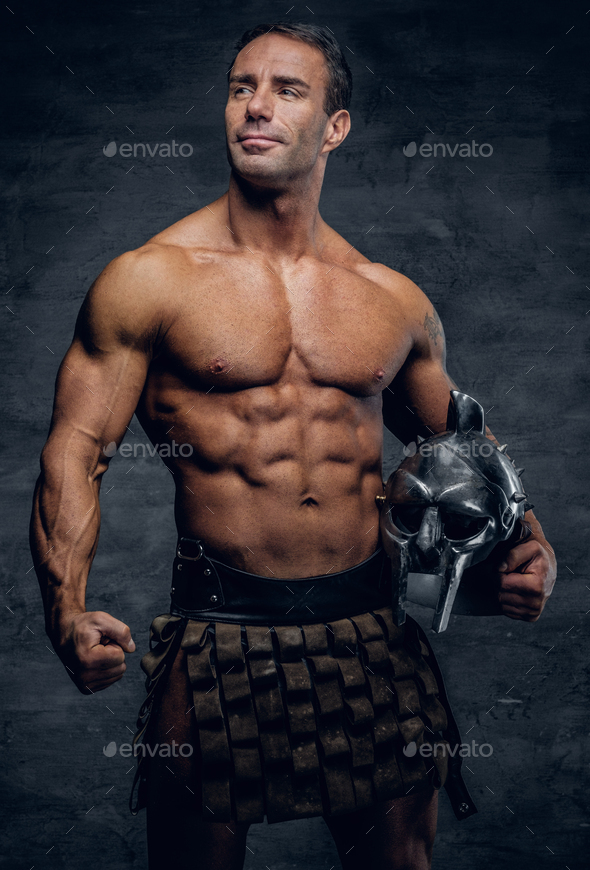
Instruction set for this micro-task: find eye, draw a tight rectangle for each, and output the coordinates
[280,88,297,96]
[439,510,488,541]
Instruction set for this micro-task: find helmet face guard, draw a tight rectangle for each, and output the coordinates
[380,391,531,633]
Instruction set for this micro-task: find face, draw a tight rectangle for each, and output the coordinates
[225,33,350,187]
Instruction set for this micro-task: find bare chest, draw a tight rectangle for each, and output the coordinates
[150,260,413,398]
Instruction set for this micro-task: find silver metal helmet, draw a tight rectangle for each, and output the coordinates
[380,391,532,633]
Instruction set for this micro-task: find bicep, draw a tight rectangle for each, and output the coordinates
[45,338,149,473]
[43,253,157,475]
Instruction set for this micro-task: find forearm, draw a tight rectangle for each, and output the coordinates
[30,446,103,644]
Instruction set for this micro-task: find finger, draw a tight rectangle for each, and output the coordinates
[80,663,127,682]
[498,587,543,614]
[499,573,543,596]
[90,612,135,653]
[500,562,549,600]
[499,593,541,614]
[83,644,126,670]
[498,540,541,574]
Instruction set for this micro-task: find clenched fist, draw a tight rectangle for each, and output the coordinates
[53,611,135,694]
[498,537,557,622]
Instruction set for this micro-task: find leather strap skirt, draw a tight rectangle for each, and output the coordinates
[130,538,477,823]
[129,544,477,824]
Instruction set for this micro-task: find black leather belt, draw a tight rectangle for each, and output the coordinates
[170,537,389,624]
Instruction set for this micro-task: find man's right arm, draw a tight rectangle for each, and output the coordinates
[30,247,163,693]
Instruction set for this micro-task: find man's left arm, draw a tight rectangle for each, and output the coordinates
[379,275,557,622]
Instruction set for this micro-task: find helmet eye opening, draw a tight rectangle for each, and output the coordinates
[388,505,489,541]
[440,510,489,542]
[388,505,424,535]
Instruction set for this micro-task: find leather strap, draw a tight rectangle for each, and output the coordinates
[413,621,478,820]
[170,539,390,624]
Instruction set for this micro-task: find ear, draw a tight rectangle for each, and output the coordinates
[446,391,485,435]
[321,109,351,154]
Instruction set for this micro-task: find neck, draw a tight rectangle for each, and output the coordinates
[223,168,326,261]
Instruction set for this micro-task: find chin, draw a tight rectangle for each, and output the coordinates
[231,155,291,186]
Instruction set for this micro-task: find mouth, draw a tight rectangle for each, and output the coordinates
[237,135,281,147]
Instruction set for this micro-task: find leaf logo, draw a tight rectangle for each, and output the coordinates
[103,741,117,757]
[403,141,417,157]
[403,741,418,757]
[403,441,417,457]
[103,442,117,457]
[103,141,117,157]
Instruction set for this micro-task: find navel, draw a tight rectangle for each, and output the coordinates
[208,356,231,374]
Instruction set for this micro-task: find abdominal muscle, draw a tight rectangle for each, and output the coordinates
[137,378,386,578]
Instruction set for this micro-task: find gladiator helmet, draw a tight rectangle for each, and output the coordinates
[379,391,532,632]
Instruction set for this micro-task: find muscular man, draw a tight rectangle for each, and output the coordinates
[30,22,556,870]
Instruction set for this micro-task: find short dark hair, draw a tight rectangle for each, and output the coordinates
[227,23,353,117]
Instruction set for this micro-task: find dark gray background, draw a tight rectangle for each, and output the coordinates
[1,0,589,867]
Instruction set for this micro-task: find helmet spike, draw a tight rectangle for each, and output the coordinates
[515,467,525,477]
[512,492,527,503]
[498,444,508,453]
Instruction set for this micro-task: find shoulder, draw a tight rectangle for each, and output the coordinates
[353,261,429,309]
[352,260,447,361]
[77,244,176,352]
[78,202,224,351]
[353,260,442,341]
[95,194,229,297]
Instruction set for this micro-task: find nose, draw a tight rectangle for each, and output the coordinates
[245,85,273,122]
[415,507,442,559]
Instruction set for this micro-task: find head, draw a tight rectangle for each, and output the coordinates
[225,23,352,189]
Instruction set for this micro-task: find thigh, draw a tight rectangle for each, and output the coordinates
[145,645,251,870]
[323,786,439,870]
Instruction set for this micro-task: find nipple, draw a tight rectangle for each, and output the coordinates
[373,367,385,381]
[208,357,231,374]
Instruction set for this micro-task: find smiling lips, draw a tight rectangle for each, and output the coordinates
[238,134,282,147]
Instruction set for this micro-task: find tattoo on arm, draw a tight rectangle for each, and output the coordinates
[423,309,443,346]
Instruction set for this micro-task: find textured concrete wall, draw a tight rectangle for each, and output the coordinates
[1,0,588,868]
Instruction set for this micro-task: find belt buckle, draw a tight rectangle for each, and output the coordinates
[176,537,204,561]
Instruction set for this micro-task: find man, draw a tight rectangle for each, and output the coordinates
[30,22,556,870]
